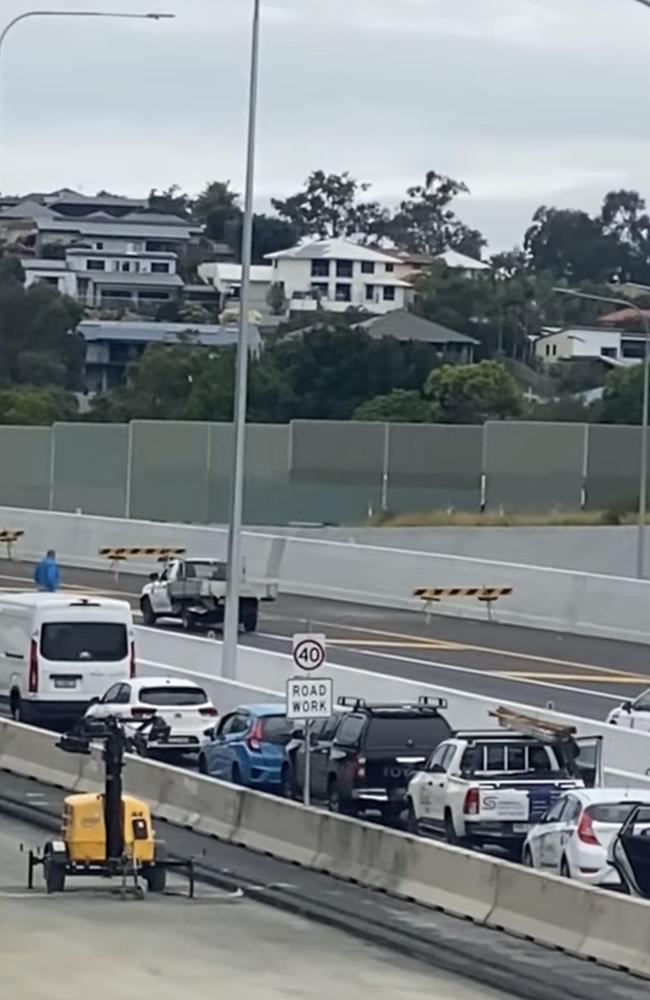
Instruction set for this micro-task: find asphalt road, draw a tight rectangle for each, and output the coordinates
[1,770,646,1000]
[3,558,649,722]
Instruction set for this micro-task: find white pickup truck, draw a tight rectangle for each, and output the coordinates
[407,722,602,857]
[139,557,279,634]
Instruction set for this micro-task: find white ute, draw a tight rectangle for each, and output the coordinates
[407,708,602,858]
[140,557,279,634]
[607,689,650,731]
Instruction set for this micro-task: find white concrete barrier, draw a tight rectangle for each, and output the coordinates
[2,717,650,977]
[5,504,650,644]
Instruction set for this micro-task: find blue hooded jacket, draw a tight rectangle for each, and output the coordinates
[34,556,60,592]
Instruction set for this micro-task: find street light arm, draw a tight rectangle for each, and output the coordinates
[0,9,173,55]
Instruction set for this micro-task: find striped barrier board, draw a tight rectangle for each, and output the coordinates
[100,547,186,562]
[0,529,24,559]
[414,586,513,622]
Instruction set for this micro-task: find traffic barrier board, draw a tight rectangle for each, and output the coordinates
[292,633,326,672]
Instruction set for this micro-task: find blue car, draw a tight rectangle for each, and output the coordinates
[198,703,293,790]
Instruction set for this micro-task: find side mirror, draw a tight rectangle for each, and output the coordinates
[623,701,633,713]
[89,696,100,705]
[291,727,305,741]
[149,572,159,583]
[203,727,216,739]
[430,763,446,774]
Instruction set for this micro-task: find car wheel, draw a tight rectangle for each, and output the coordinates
[522,846,535,867]
[140,597,156,627]
[560,856,572,879]
[406,801,420,836]
[10,691,21,722]
[181,609,193,632]
[198,755,208,775]
[144,865,166,893]
[280,765,295,799]
[231,764,242,786]
[444,810,464,847]
[43,845,66,894]
[241,600,258,633]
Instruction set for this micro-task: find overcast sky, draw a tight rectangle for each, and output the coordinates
[2,0,650,250]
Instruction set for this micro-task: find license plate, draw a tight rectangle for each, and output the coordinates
[513,823,529,833]
[164,736,190,744]
[53,677,77,689]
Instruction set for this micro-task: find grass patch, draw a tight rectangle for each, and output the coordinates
[369,509,637,527]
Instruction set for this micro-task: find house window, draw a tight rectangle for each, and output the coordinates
[365,285,374,301]
[383,286,396,301]
[96,242,104,250]
[336,260,353,278]
[151,261,170,274]
[310,283,328,299]
[552,344,557,356]
[361,261,375,275]
[112,260,121,271]
[545,345,550,356]
[385,263,395,273]
[335,283,351,302]
[601,346,617,358]
[87,259,105,271]
[311,259,330,277]
[121,261,131,272]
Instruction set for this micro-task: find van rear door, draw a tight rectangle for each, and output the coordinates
[36,603,132,702]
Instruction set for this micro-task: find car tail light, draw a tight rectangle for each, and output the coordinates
[352,756,366,781]
[28,640,38,694]
[129,641,136,679]
[464,788,480,815]
[131,707,156,720]
[199,707,218,717]
[246,718,264,751]
[577,810,600,846]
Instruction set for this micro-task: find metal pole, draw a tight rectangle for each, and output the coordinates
[222,0,261,680]
[303,720,312,807]
[553,287,650,578]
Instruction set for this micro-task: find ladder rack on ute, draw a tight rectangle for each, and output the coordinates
[489,706,577,745]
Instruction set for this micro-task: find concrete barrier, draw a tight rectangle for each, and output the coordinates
[6,504,650,644]
[2,716,650,977]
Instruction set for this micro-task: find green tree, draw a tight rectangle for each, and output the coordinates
[600,364,644,424]
[193,180,241,241]
[387,171,485,257]
[266,283,287,316]
[353,389,431,422]
[425,360,523,423]
[0,386,77,425]
[224,214,298,264]
[147,184,191,218]
[271,170,388,240]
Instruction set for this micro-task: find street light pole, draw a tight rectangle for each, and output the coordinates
[553,286,650,578]
[222,0,261,680]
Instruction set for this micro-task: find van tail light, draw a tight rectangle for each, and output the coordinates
[199,707,218,717]
[129,642,136,679]
[246,718,264,752]
[131,707,156,720]
[577,809,600,846]
[352,756,366,781]
[464,787,480,815]
[28,640,38,694]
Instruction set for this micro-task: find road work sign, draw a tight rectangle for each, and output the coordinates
[292,633,326,672]
[286,678,333,721]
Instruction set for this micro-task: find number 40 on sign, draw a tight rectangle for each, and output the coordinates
[292,633,326,672]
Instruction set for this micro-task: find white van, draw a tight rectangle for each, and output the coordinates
[0,593,135,726]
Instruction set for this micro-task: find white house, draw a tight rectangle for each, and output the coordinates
[265,238,410,314]
[197,262,274,312]
[393,248,490,283]
[534,326,645,366]
[22,247,183,312]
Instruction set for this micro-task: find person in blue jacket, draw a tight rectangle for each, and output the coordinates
[34,550,60,592]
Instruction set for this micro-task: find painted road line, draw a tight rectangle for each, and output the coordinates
[327,639,462,650]
[0,573,137,600]
[253,633,628,702]
[492,672,649,683]
[268,615,644,681]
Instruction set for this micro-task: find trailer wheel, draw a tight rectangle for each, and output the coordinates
[181,609,194,632]
[241,599,258,633]
[43,845,66,894]
[140,597,156,627]
[144,865,166,893]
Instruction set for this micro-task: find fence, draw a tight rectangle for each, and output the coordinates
[0,419,647,525]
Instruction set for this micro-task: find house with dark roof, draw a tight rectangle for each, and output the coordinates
[357,310,479,361]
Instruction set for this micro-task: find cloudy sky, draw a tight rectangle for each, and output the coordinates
[2,0,650,249]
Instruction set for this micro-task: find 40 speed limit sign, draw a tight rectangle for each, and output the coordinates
[292,633,327,672]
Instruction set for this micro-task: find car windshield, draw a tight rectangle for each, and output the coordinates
[139,686,208,706]
[40,622,127,662]
[262,716,293,745]
[365,715,451,750]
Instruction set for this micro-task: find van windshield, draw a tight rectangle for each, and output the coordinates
[40,622,128,662]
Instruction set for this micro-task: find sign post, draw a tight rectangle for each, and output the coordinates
[288,633,330,807]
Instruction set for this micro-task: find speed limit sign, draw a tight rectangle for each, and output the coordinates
[292,633,326,672]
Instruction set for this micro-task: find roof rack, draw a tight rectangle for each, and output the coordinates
[489,706,577,745]
[336,696,448,713]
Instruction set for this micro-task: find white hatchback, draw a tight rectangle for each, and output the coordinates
[84,676,218,755]
[607,690,650,732]
[522,787,650,888]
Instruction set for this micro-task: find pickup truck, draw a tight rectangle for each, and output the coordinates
[407,718,601,857]
[139,557,279,634]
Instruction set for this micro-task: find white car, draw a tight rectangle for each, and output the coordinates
[522,787,650,887]
[607,690,650,731]
[84,676,218,755]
